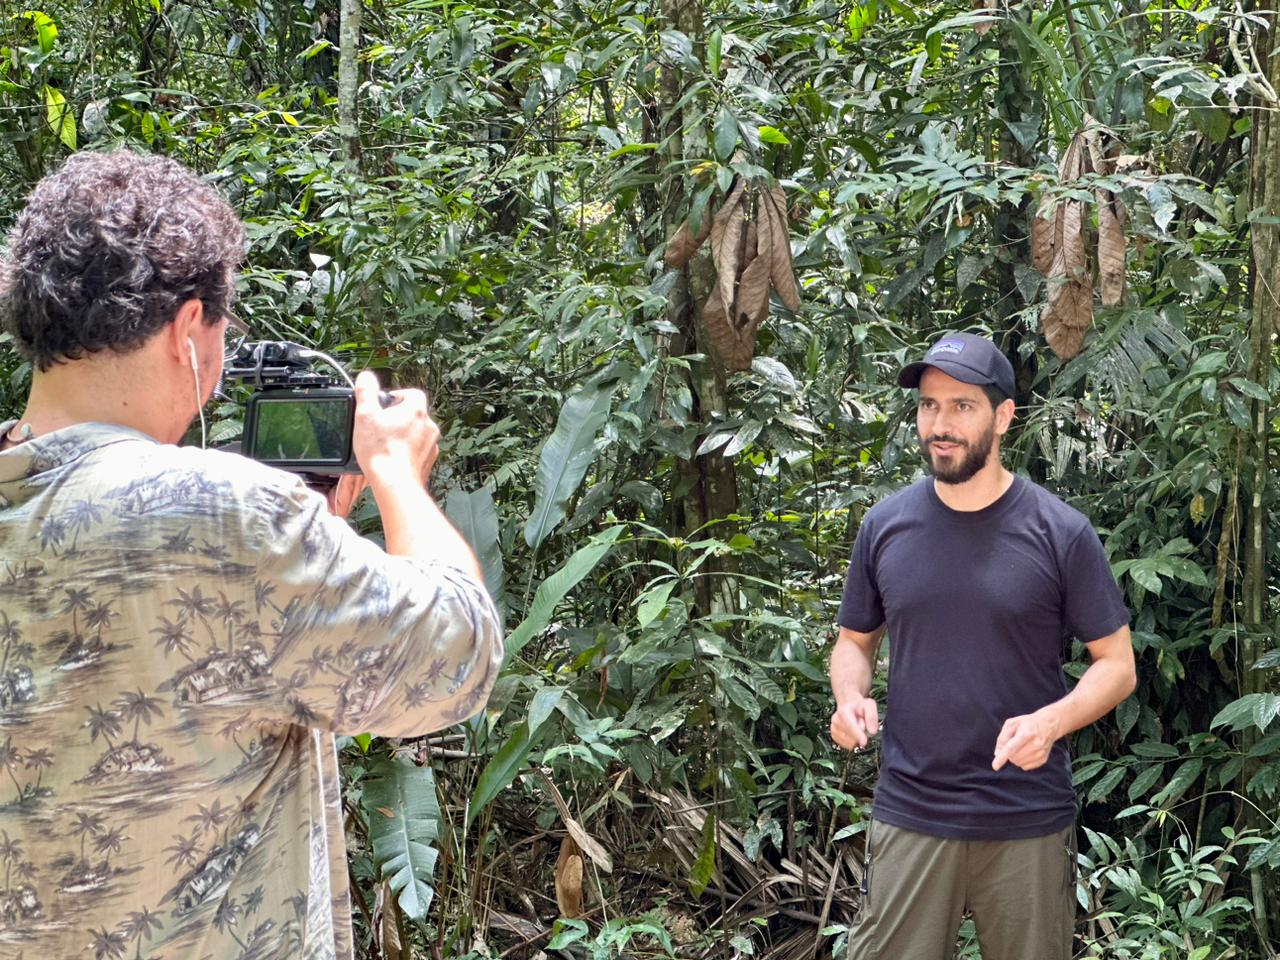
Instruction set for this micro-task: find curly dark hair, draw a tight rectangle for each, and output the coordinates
[0,150,245,371]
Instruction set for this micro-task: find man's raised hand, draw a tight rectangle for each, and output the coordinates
[352,370,438,485]
[831,696,880,751]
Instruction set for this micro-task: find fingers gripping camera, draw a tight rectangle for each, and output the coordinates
[223,341,396,476]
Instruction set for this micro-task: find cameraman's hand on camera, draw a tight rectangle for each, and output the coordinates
[324,474,368,520]
[353,371,439,485]
[352,371,483,582]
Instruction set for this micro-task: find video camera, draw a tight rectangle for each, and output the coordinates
[222,341,394,477]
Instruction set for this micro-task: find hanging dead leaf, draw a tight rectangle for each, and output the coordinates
[1097,191,1126,307]
[1042,278,1093,359]
[973,0,996,34]
[1058,130,1085,181]
[701,284,753,371]
[731,200,774,329]
[374,878,405,960]
[1031,206,1056,275]
[764,185,801,311]
[735,253,772,335]
[664,215,712,269]
[710,180,747,315]
[555,835,584,919]
[1041,196,1093,359]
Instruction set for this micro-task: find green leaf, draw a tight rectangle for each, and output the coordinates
[1115,695,1139,740]
[1145,182,1176,233]
[43,85,76,150]
[505,527,623,657]
[1130,741,1179,759]
[636,579,677,628]
[1127,562,1162,595]
[445,485,506,607]
[689,809,717,896]
[758,125,790,146]
[528,685,565,732]
[925,30,942,61]
[524,382,614,549]
[548,919,589,950]
[1087,766,1126,805]
[1151,758,1203,806]
[1127,763,1165,801]
[619,479,664,517]
[707,29,722,77]
[298,38,333,60]
[1212,693,1280,733]
[713,107,738,161]
[23,10,57,54]
[362,756,441,919]
[752,356,798,394]
[468,721,533,826]
[660,29,695,67]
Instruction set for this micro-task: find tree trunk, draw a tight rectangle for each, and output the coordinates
[655,0,738,617]
[993,3,1041,410]
[1242,2,1278,944]
[338,0,362,171]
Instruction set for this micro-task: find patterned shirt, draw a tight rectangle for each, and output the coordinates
[0,422,503,959]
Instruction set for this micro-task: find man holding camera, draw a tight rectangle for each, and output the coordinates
[829,332,1136,959]
[0,151,503,958]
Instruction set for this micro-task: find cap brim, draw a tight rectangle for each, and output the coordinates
[897,359,993,390]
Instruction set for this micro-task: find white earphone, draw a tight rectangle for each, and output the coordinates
[188,337,207,449]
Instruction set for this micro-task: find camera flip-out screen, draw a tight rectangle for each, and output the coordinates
[243,389,358,472]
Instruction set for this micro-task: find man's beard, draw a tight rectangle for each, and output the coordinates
[921,420,996,485]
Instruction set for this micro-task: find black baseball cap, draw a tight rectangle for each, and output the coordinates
[897,332,1015,400]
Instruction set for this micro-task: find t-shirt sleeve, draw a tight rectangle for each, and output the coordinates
[1061,522,1130,643]
[837,517,885,632]
[245,477,504,736]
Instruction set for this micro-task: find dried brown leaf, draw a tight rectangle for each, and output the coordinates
[564,815,612,874]
[1058,131,1086,181]
[374,878,405,960]
[1031,206,1056,275]
[735,253,772,335]
[555,835,584,919]
[1042,279,1093,359]
[765,185,801,311]
[1052,198,1088,281]
[664,215,712,268]
[710,181,747,314]
[1097,190,1126,307]
[1042,196,1094,359]
[701,284,753,371]
[973,0,996,34]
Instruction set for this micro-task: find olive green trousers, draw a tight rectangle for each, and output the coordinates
[846,819,1077,960]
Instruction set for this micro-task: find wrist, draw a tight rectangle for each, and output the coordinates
[1035,704,1066,742]
[365,456,423,491]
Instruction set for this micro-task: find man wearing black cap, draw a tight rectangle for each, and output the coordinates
[829,332,1136,959]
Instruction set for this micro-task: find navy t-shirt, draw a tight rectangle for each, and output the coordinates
[837,476,1129,841]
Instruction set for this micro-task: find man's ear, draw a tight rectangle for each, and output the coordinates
[164,299,206,365]
[995,396,1016,435]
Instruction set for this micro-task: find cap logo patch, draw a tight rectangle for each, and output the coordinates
[929,339,966,357]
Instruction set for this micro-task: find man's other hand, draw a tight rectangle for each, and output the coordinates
[352,370,439,486]
[324,474,368,519]
[992,710,1059,771]
[831,696,880,750]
